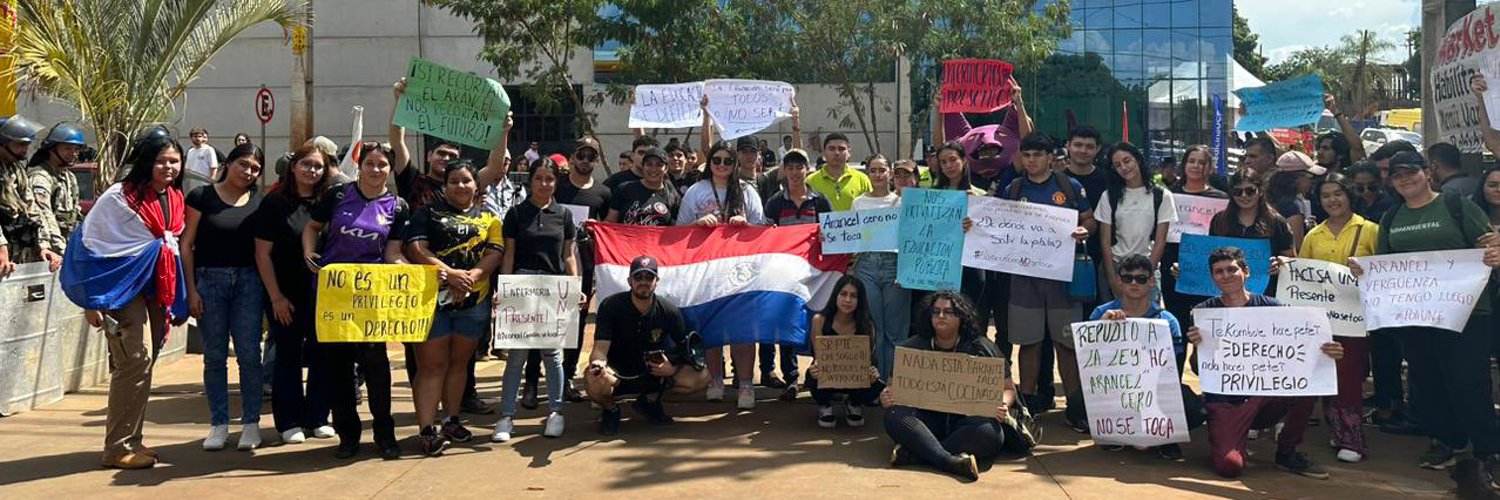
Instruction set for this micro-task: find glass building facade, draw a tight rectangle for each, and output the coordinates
[1024,0,1233,163]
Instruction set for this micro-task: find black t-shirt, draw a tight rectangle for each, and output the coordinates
[673,170,702,197]
[395,166,445,214]
[555,177,612,220]
[1210,214,1295,256]
[604,169,642,191]
[763,189,832,226]
[610,180,680,226]
[501,200,577,275]
[595,292,689,378]
[1065,166,1111,258]
[408,200,504,310]
[249,192,317,303]
[187,185,263,268]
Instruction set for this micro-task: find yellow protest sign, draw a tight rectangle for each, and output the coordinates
[315,264,439,343]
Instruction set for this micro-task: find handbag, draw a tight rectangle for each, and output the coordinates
[1066,244,1097,303]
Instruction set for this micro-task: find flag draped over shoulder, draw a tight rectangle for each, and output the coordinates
[60,183,188,321]
[590,222,849,348]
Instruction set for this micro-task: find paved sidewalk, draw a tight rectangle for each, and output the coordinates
[0,346,1466,499]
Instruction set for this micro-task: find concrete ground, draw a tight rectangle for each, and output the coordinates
[0,339,1473,500]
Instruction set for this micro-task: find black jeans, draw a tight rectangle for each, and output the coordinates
[806,377,884,406]
[1393,316,1498,456]
[268,298,329,432]
[1369,329,1406,409]
[327,343,395,444]
[884,406,1005,467]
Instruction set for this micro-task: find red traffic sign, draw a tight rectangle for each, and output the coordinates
[255,87,275,124]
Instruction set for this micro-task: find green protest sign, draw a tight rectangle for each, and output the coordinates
[392,58,510,150]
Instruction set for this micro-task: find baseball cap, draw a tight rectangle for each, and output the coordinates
[640,147,667,165]
[1275,151,1326,176]
[1387,151,1426,173]
[549,153,569,168]
[782,148,810,166]
[573,136,601,154]
[735,136,758,152]
[630,255,659,278]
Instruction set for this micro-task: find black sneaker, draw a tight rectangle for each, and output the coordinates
[521,384,540,410]
[889,444,920,467]
[1156,444,1185,461]
[632,397,674,425]
[564,379,586,402]
[460,396,494,415]
[599,406,622,436]
[779,384,799,402]
[441,417,473,443]
[334,441,359,459]
[944,453,980,481]
[1275,451,1329,479]
[377,439,402,460]
[1379,410,1422,435]
[1419,441,1467,470]
[760,373,788,389]
[418,427,449,457]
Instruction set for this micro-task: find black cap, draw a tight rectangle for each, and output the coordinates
[735,136,758,152]
[630,255,659,277]
[1388,151,1425,172]
[573,136,601,154]
[640,147,667,165]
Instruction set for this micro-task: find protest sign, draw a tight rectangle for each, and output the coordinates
[316,264,439,343]
[818,206,900,254]
[889,347,1008,417]
[1351,248,1491,333]
[1433,3,1500,153]
[961,196,1076,281]
[1193,307,1337,396]
[939,59,1014,114]
[392,58,510,150]
[813,335,873,389]
[1274,259,1366,338]
[493,275,583,349]
[1176,235,1271,296]
[704,79,795,141]
[897,189,967,291]
[560,203,589,229]
[1071,319,1189,446]
[1167,194,1229,243]
[628,82,706,129]
[1232,73,1326,132]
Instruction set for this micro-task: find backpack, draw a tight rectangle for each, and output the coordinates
[1105,185,1165,241]
[1376,193,1473,249]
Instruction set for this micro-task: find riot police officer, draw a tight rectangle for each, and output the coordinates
[28,122,86,251]
[0,114,61,278]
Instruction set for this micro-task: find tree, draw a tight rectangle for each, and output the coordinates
[1264,30,1397,116]
[3,0,308,192]
[1232,5,1267,80]
[1402,28,1420,100]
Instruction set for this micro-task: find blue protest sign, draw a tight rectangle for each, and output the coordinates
[897,189,967,291]
[819,206,900,255]
[1232,73,1325,132]
[1175,234,1272,297]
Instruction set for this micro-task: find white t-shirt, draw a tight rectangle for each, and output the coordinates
[1094,186,1177,259]
[852,192,899,211]
[676,179,765,225]
[185,145,218,180]
[524,148,541,166]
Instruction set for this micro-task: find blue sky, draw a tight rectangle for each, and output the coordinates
[1238,0,1421,65]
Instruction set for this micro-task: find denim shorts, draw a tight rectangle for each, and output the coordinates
[428,303,489,341]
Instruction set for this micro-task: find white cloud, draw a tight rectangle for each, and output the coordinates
[1238,0,1419,65]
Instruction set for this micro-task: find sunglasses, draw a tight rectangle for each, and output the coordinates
[710,157,736,166]
[1232,187,1259,197]
[574,151,598,162]
[932,308,958,318]
[433,150,459,160]
[1119,274,1150,285]
[630,272,656,282]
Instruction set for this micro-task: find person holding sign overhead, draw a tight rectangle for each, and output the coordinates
[492,158,581,443]
[806,276,883,428]
[301,141,413,460]
[1187,247,1343,479]
[880,291,1022,481]
[1347,151,1500,478]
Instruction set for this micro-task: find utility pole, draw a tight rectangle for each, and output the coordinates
[289,1,313,149]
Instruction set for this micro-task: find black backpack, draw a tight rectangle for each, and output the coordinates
[1104,185,1165,241]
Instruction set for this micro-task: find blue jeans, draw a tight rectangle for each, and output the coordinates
[854,252,910,381]
[197,266,267,425]
[501,349,564,415]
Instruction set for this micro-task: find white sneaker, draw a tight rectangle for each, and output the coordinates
[817,406,837,428]
[737,384,755,410]
[203,424,230,451]
[492,417,514,443]
[706,379,725,402]
[281,428,306,444]
[1336,448,1364,463]
[237,423,262,451]
[845,404,866,428]
[543,412,565,438]
[311,425,336,439]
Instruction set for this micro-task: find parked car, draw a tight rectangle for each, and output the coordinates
[1360,128,1423,156]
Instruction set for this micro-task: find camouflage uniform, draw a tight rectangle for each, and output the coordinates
[0,155,60,262]
[28,162,81,252]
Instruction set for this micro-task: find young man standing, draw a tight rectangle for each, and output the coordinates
[759,149,833,399]
[523,141,542,167]
[806,132,872,211]
[606,148,680,227]
[1187,247,1343,480]
[184,127,219,193]
[606,136,658,191]
[1240,137,1279,179]
[1425,142,1476,199]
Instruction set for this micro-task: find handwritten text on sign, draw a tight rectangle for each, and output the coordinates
[818,206,900,254]
[940,59,1014,113]
[1233,73,1326,132]
[316,264,439,343]
[814,335,872,389]
[704,79,795,141]
[1072,319,1189,446]
[1432,3,1500,153]
[1274,259,1367,338]
[890,347,1008,417]
[392,58,511,150]
[962,196,1077,281]
[1167,194,1229,243]
[1176,235,1271,297]
[492,275,583,349]
[629,82,706,129]
[1193,307,1337,396]
[1352,248,1491,333]
[897,189,968,291]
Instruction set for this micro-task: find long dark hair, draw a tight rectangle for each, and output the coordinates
[1314,176,1356,216]
[1474,166,1500,219]
[912,290,981,341]
[272,144,333,202]
[932,141,972,191]
[121,126,184,194]
[705,140,748,218]
[1176,144,1214,189]
[1210,170,1285,237]
[817,275,874,336]
[215,143,265,185]
[1105,142,1152,213]
[1267,170,1302,208]
[1316,131,1353,170]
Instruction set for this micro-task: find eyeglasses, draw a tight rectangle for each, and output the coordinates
[1232,187,1259,197]
[710,157,736,166]
[1119,274,1150,285]
[294,159,326,171]
[932,308,958,318]
[893,170,915,177]
[574,151,598,162]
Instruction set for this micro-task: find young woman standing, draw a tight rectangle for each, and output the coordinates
[852,156,909,380]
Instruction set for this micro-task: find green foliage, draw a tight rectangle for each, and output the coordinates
[1264,29,1397,116]
[1232,5,1267,80]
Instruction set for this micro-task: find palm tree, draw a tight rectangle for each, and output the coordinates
[1,0,309,192]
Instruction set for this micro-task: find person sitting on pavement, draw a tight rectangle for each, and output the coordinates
[805,275,884,429]
[584,255,710,436]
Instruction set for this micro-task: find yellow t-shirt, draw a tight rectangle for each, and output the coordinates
[1299,214,1379,263]
[806,167,873,211]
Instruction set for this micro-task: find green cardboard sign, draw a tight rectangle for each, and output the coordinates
[392,58,510,150]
